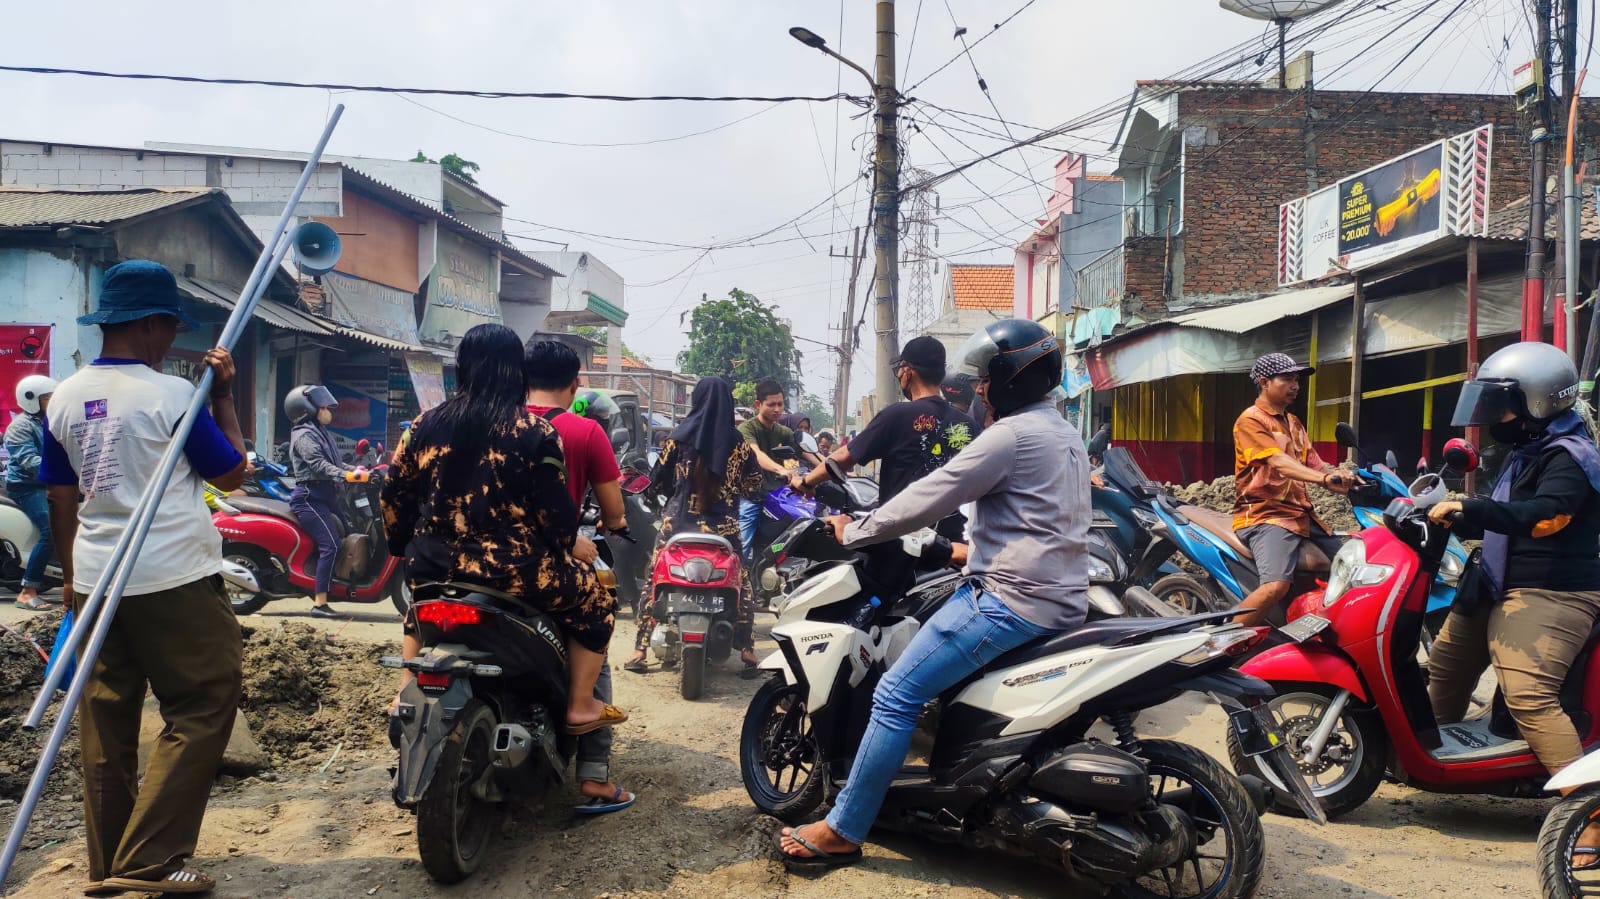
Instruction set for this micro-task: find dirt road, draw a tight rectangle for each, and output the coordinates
[0,600,1544,898]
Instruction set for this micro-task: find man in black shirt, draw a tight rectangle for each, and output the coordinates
[795,336,976,538]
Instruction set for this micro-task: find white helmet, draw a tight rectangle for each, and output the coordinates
[14,375,57,415]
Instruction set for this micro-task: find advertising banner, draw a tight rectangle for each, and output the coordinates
[403,351,447,411]
[1337,143,1443,255]
[419,231,501,347]
[324,374,389,457]
[0,324,51,432]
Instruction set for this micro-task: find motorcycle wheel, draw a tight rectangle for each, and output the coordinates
[1225,684,1386,820]
[1539,785,1600,898]
[1149,573,1227,615]
[0,540,23,592]
[416,700,499,885]
[681,645,706,701]
[1118,740,1264,899]
[389,566,412,617]
[222,545,272,616]
[740,677,825,824]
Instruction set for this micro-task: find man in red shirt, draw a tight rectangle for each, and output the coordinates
[524,339,634,814]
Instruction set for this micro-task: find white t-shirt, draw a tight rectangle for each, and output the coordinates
[44,362,236,595]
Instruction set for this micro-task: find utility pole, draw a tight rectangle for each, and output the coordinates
[871,0,900,411]
[831,226,867,431]
[1524,0,1555,340]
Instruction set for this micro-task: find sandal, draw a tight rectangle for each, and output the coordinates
[104,868,215,894]
[14,595,53,611]
[575,785,637,815]
[82,882,125,896]
[565,704,629,736]
[623,658,649,673]
[777,829,863,871]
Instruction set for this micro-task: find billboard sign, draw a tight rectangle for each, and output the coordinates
[1278,126,1491,285]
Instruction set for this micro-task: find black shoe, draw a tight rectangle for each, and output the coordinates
[310,604,339,619]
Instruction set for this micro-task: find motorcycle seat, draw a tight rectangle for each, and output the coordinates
[0,494,17,511]
[228,495,298,524]
[988,617,1181,671]
[1178,504,1332,573]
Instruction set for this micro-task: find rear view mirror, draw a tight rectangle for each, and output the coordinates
[1385,451,1400,472]
[1086,423,1111,460]
[815,481,851,510]
[610,428,631,452]
[1442,437,1479,473]
[825,458,849,483]
[1335,422,1358,449]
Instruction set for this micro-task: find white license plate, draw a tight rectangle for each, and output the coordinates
[1280,613,1331,643]
[354,496,371,509]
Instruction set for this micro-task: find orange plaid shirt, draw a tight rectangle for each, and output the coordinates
[1232,398,1327,536]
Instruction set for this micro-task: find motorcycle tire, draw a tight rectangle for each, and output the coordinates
[740,677,826,824]
[221,544,273,616]
[389,564,412,617]
[681,645,706,701]
[1538,785,1600,898]
[1149,573,1227,615]
[1225,684,1386,820]
[1117,740,1264,899]
[416,699,499,885]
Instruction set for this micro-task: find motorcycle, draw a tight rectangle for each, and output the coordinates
[210,472,409,615]
[242,450,295,502]
[741,486,1324,894]
[1228,439,1600,820]
[645,527,743,700]
[0,492,62,594]
[607,463,659,614]
[1537,743,1600,897]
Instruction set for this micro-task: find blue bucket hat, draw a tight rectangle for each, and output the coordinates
[78,260,200,330]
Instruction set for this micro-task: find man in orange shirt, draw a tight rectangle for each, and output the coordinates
[1232,353,1354,625]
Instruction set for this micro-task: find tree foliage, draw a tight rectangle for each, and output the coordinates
[800,393,834,431]
[412,151,482,185]
[678,289,801,398]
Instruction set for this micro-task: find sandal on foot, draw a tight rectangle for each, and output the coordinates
[575,785,637,815]
[14,596,52,611]
[104,868,215,894]
[777,831,862,871]
[82,882,125,897]
[623,658,649,673]
[565,704,628,735]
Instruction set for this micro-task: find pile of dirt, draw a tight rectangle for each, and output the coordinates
[1167,475,1359,535]
[0,611,79,802]
[238,622,398,768]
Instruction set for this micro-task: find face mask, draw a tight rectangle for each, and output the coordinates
[1489,419,1530,445]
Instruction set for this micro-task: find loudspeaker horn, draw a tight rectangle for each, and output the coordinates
[292,221,342,275]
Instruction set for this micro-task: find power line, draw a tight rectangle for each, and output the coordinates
[0,64,872,105]
[393,93,784,148]
[904,0,1042,94]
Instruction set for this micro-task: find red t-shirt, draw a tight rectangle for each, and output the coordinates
[529,406,622,507]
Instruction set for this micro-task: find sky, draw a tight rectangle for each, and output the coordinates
[0,0,1548,408]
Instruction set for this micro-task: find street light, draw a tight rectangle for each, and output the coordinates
[788,25,877,91]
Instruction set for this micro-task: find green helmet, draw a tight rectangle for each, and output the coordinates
[572,389,620,422]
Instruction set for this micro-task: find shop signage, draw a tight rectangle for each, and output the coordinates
[325,375,389,456]
[1278,125,1491,286]
[322,271,421,346]
[403,351,447,411]
[419,231,501,346]
[0,324,50,431]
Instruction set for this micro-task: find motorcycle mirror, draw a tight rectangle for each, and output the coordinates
[1086,423,1111,460]
[1335,422,1359,449]
[798,432,819,453]
[825,458,849,484]
[815,481,851,510]
[609,428,631,453]
[1442,437,1479,473]
[1415,457,1428,477]
[1385,450,1399,471]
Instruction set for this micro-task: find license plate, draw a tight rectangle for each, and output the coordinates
[1228,706,1282,757]
[668,593,725,614]
[354,496,371,509]
[1280,613,1330,643]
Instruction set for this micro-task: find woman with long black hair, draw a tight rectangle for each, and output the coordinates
[625,376,766,674]
[382,323,624,735]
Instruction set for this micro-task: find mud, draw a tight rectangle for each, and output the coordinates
[1168,475,1360,535]
[0,611,79,805]
[238,622,400,767]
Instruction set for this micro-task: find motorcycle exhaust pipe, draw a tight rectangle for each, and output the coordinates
[492,724,533,769]
[711,620,735,648]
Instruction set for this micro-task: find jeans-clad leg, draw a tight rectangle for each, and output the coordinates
[738,499,761,562]
[9,484,53,588]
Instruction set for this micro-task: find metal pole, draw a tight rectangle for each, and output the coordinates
[1467,237,1481,495]
[835,226,865,431]
[871,0,900,410]
[1525,0,1554,340]
[1277,18,1289,90]
[1563,68,1587,359]
[1348,275,1365,463]
[0,105,345,891]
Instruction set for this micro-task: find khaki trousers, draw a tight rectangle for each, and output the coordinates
[76,575,243,881]
[1427,587,1600,772]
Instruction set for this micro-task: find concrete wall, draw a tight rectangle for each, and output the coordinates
[315,188,422,291]
[924,307,1009,363]
[0,248,100,373]
[531,251,626,317]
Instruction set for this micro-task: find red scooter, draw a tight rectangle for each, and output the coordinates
[1230,439,1600,819]
[645,529,742,701]
[210,471,409,616]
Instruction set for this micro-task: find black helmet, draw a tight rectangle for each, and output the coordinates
[940,372,976,407]
[1453,341,1579,426]
[284,384,337,424]
[956,319,1062,417]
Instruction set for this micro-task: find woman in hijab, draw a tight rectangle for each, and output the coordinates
[624,376,766,674]
[382,323,624,736]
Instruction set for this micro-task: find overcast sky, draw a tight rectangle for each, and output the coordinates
[2,0,1541,406]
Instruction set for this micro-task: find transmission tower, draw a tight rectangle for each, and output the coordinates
[901,166,939,338]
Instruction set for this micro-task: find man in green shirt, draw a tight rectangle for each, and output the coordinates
[738,379,796,560]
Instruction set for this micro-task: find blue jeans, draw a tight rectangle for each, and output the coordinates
[824,583,1055,845]
[576,662,614,784]
[739,499,762,562]
[8,483,53,589]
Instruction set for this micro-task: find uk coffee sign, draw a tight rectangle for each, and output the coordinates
[1277,126,1490,286]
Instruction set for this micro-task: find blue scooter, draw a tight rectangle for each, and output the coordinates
[243,447,295,502]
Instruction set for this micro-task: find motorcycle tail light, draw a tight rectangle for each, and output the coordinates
[1175,627,1266,665]
[416,671,452,689]
[415,601,483,632]
[682,632,705,643]
[683,558,715,584]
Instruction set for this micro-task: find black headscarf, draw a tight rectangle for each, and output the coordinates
[671,376,741,476]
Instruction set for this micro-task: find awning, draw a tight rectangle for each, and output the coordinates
[333,326,419,353]
[1168,283,1354,334]
[178,277,330,336]
[583,291,628,326]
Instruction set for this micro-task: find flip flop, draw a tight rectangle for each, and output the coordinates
[13,596,53,611]
[564,704,629,736]
[777,830,863,871]
[82,882,125,897]
[575,785,637,815]
[104,868,215,894]
[623,658,649,673]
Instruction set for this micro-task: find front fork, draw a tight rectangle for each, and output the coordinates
[1225,699,1330,825]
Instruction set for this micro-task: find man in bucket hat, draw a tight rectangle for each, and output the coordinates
[41,259,247,895]
[1231,352,1355,626]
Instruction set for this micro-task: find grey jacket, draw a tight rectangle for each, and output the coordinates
[289,421,350,482]
[841,400,1089,630]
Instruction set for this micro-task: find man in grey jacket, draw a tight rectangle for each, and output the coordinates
[779,319,1088,869]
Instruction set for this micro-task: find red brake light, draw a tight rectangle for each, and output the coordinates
[682,632,705,643]
[416,671,452,689]
[1230,627,1271,656]
[415,601,483,632]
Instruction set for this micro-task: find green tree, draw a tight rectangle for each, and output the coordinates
[678,289,801,398]
[732,381,757,408]
[799,393,834,431]
[412,151,482,185]
[571,325,646,363]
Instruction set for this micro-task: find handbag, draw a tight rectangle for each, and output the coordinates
[1450,546,1499,617]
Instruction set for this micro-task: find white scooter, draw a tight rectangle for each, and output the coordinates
[1537,750,1600,897]
[0,493,61,594]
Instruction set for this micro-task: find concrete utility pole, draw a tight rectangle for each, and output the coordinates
[871,0,901,410]
[831,226,868,431]
[1524,0,1554,340]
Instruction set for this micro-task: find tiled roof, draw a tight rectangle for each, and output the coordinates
[591,354,650,370]
[1485,182,1600,241]
[0,187,218,227]
[950,265,1014,310]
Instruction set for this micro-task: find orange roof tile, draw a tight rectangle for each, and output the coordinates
[591,354,650,370]
[950,265,1014,310]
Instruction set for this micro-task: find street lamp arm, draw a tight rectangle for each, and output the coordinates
[815,47,877,92]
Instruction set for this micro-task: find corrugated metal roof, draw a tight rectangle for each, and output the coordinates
[0,188,219,228]
[181,277,423,350]
[1170,282,1354,334]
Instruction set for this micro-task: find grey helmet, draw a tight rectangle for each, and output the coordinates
[1452,341,1579,426]
[284,384,338,424]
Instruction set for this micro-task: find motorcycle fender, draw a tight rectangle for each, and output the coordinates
[391,678,475,808]
[1546,746,1600,792]
[1241,642,1369,703]
[772,619,857,712]
[678,613,712,637]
